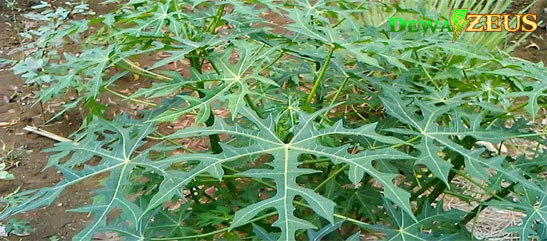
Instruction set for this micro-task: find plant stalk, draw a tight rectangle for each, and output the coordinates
[305,46,335,107]
[207,4,225,34]
[314,164,348,192]
[189,49,222,154]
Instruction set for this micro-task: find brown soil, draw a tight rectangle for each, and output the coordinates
[0,0,545,240]
[511,0,547,64]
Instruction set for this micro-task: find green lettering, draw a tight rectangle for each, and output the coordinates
[420,20,439,32]
[408,20,419,32]
[440,20,453,32]
[389,18,406,32]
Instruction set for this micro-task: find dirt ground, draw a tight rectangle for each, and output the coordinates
[0,0,545,240]
[512,0,547,62]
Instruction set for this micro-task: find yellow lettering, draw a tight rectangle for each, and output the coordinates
[502,14,521,32]
[485,14,502,31]
[466,14,484,32]
[521,14,538,32]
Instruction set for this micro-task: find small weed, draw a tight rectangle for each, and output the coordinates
[48,235,60,241]
[0,141,22,169]
[4,218,32,237]
[0,141,22,181]
[0,163,14,181]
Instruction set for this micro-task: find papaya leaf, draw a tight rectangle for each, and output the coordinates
[156,106,413,241]
[152,40,279,122]
[0,114,158,240]
[371,200,466,240]
[380,87,546,196]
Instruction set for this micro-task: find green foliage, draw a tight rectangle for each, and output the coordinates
[4,218,32,237]
[0,142,21,181]
[1,0,546,240]
[371,200,468,240]
[0,163,14,181]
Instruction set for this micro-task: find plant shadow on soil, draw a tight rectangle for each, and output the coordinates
[0,0,545,240]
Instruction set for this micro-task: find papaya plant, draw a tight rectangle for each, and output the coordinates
[1,0,546,240]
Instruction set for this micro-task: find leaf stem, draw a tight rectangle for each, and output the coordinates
[150,131,195,153]
[319,75,349,125]
[420,65,442,92]
[207,4,225,34]
[314,164,348,192]
[305,46,335,107]
[116,58,172,82]
[484,102,527,122]
[251,38,316,63]
[301,158,331,164]
[329,76,349,107]
[470,204,482,236]
[189,50,222,154]
[244,94,263,118]
[443,190,482,203]
[450,168,504,200]
[294,201,375,230]
[104,87,157,106]
[410,179,439,201]
[260,51,284,72]
[221,165,275,189]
